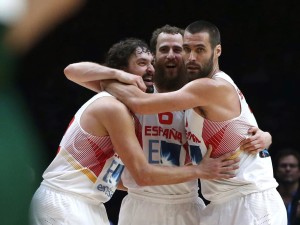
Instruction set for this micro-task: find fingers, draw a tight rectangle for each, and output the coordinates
[136,78,146,92]
[203,144,213,158]
[248,126,258,134]
[219,173,236,179]
[222,158,240,167]
[215,165,239,179]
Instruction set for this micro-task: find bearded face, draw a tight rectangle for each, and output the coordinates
[186,51,214,81]
[154,57,188,92]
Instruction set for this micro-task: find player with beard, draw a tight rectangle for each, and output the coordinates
[65,25,272,225]
[101,21,286,225]
[149,25,188,92]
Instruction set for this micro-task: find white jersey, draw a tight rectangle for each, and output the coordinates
[122,87,199,195]
[185,72,278,202]
[41,91,125,203]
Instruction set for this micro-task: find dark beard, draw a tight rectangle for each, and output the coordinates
[154,63,188,92]
[146,85,154,93]
[187,52,214,81]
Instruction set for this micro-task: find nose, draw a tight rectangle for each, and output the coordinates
[167,49,175,59]
[147,64,155,74]
[188,51,196,61]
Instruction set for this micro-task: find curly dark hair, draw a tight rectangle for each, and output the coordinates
[149,25,184,53]
[105,38,150,69]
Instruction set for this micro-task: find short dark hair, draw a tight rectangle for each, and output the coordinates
[150,24,184,53]
[105,38,150,69]
[273,148,300,169]
[185,20,221,49]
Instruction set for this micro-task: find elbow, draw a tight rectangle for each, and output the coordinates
[132,167,153,186]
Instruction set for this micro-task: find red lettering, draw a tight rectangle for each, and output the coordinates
[158,112,173,125]
[145,126,151,135]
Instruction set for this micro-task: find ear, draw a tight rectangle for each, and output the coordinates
[152,55,157,64]
[215,44,221,57]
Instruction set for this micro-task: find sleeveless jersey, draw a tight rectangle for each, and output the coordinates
[185,72,278,202]
[42,92,125,203]
[122,87,199,195]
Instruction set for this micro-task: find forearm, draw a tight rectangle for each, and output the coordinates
[136,150,239,186]
[64,62,120,83]
[135,164,200,186]
[106,82,187,114]
[64,62,120,92]
[105,82,146,112]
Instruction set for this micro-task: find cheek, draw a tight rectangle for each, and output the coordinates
[137,67,147,76]
[156,54,168,62]
[182,53,189,61]
[130,68,143,76]
[175,54,183,60]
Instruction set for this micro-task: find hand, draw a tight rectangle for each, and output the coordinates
[240,127,272,154]
[117,71,146,92]
[198,145,240,180]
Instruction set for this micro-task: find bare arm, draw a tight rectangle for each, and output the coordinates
[93,97,239,186]
[64,62,146,93]
[104,77,223,114]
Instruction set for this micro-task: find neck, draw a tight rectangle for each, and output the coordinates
[209,64,220,78]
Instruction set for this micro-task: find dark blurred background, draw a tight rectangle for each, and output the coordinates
[5,0,299,224]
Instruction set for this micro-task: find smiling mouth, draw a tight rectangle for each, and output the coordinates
[143,75,153,86]
[165,62,177,69]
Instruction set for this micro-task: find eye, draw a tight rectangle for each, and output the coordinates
[159,47,169,53]
[196,47,205,53]
[183,46,191,53]
[173,47,183,54]
[138,61,146,66]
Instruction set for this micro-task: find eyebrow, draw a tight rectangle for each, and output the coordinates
[136,57,152,62]
[183,43,206,48]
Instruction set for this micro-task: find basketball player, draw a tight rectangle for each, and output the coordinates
[30,38,240,225]
[99,21,287,225]
[65,25,272,225]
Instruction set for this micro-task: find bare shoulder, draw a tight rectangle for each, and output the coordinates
[92,96,129,117]
[81,96,131,136]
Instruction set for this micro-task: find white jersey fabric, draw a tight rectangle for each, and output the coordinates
[185,72,287,224]
[118,87,205,225]
[30,91,125,225]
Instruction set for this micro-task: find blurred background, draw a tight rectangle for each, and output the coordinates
[1,0,299,224]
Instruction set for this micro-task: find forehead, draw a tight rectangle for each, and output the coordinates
[183,31,211,48]
[279,155,299,164]
[157,32,183,48]
[129,47,153,62]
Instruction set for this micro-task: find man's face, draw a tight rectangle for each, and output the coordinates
[126,47,154,93]
[183,31,217,81]
[276,155,300,184]
[154,32,187,92]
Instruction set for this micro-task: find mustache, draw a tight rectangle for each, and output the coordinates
[186,62,200,67]
[142,72,153,80]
